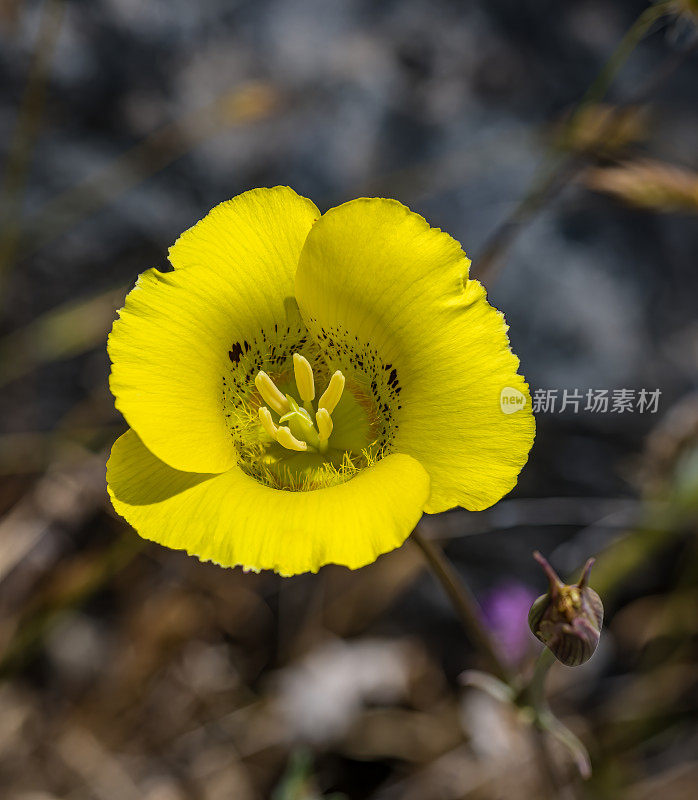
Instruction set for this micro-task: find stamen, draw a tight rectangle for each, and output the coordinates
[258,406,278,438]
[316,408,333,453]
[254,360,345,457]
[293,353,315,402]
[255,371,289,416]
[276,426,308,452]
[318,370,345,414]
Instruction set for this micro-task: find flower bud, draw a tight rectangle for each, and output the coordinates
[528,552,603,667]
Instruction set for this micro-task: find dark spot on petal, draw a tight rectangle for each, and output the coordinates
[229,342,244,364]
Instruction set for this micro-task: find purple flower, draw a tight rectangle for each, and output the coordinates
[481,582,538,665]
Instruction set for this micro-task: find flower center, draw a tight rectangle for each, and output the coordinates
[223,333,393,491]
[255,353,345,455]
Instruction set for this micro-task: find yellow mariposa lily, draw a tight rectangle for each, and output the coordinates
[107,187,535,575]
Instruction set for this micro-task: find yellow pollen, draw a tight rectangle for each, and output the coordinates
[258,406,278,438]
[293,353,315,402]
[318,370,345,415]
[255,371,289,416]
[276,425,308,452]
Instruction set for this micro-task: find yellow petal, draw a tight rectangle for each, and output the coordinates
[107,429,430,576]
[108,187,318,473]
[168,185,319,272]
[295,198,535,513]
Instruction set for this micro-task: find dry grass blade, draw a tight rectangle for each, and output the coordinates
[553,104,647,157]
[584,159,698,213]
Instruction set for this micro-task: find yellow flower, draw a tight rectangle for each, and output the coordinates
[107,187,535,576]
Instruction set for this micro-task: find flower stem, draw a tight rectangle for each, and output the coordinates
[411,527,513,685]
[520,647,592,782]
[528,645,556,709]
[412,530,592,784]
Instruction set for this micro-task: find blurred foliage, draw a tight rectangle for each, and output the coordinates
[0,286,125,387]
[1,0,698,798]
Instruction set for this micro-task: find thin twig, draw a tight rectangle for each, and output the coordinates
[473,153,581,284]
[411,526,513,685]
[578,1,673,110]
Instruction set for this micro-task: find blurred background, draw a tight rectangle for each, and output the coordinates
[1,1,697,798]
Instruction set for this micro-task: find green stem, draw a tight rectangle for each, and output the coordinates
[411,530,593,783]
[528,646,556,710]
[576,1,671,113]
[531,726,577,800]
[413,533,586,789]
[521,647,592,781]
[411,527,513,685]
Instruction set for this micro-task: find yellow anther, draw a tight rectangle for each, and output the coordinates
[254,371,289,416]
[316,407,333,444]
[258,406,278,438]
[318,370,345,414]
[293,353,315,402]
[256,362,344,456]
[276,425,308,452]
